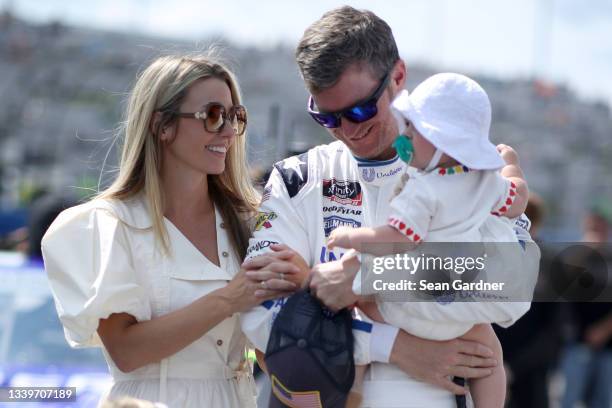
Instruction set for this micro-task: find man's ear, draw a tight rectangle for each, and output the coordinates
[391,59,407,93]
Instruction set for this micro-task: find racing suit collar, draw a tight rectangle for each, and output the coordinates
[353,154,406,186]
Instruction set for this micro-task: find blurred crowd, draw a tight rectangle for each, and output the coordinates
[494,192,612,408]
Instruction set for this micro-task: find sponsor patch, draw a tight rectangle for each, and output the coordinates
[322,205,362,216]
[274,152,309,198]
[254,211,277,231]
[514,214,531,232]
[323,215,361,237]
[322,178,362,206]
[319,246,344,263]
[361,166,403,182]
[247,240,279,255]
[361,167,376,182]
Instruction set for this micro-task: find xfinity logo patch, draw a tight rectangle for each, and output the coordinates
[322,178,362,206]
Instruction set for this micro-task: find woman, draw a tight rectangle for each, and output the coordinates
[41,54,299,407]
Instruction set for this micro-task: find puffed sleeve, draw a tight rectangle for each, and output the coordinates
[41,203,151,348]
[387,175,436,243]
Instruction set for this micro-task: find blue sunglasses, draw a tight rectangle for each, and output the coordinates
[307,71,391,129]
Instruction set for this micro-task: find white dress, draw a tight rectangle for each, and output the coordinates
[380,165,524,340]
[41,195,257,408]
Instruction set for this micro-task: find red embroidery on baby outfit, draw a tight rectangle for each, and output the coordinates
[388,217,422,243]
[491,181,518,216]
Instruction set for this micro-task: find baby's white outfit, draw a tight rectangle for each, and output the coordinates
[376,73,528,340]
[380,165,520,339]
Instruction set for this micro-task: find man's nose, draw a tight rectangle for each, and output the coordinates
[339,118,362,138]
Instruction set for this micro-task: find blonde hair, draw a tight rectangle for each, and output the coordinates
[98,53,259,257]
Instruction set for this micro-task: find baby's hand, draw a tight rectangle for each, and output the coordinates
[327,226,356,250]
[497,144,519,166]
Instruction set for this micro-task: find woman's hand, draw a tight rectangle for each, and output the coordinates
[242,244,310,291]
[220,267,296,314]
[390,330,497,395]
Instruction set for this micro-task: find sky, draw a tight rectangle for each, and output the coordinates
[2,0,612,108]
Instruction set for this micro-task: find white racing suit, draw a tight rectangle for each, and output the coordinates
[241,141,539,407]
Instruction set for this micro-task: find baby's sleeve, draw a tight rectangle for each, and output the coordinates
[41,205,151,348]
[491,175,518,216]
[388,176,436,243]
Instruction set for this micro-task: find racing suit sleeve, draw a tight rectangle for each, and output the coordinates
[240,166,312,352]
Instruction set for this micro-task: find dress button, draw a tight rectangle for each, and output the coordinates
[217,339,223,346]
[220,222,226,229]
[222,251,229,257]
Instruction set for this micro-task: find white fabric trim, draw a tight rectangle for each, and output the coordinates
[370,322,400,363]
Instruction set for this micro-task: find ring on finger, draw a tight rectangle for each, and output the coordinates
[279,272,285,281]
[260,280,267,289]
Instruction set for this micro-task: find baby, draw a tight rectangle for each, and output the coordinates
[329,73,529,408]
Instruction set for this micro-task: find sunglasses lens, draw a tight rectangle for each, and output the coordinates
[310,112,340,128]
[343,102,378,123]
[205,104,225,132]
[229,105,247,135]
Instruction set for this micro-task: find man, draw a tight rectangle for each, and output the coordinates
[241,6,537,407]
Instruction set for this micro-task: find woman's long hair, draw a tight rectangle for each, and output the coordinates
[98,53,259,258]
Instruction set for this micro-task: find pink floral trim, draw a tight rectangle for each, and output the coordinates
[491,181,517,216]
[388,216,423,243]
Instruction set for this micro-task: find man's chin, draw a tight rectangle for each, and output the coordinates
[350,142,394,161]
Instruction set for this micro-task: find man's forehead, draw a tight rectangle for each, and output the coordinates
[311,63,380,112]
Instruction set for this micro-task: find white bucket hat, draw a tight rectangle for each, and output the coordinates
[391,73,505,170]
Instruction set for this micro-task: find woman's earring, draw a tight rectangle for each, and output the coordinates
[160,128,170,144]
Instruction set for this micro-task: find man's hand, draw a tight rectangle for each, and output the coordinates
[309,249,360,311]
[390,330,497,395]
